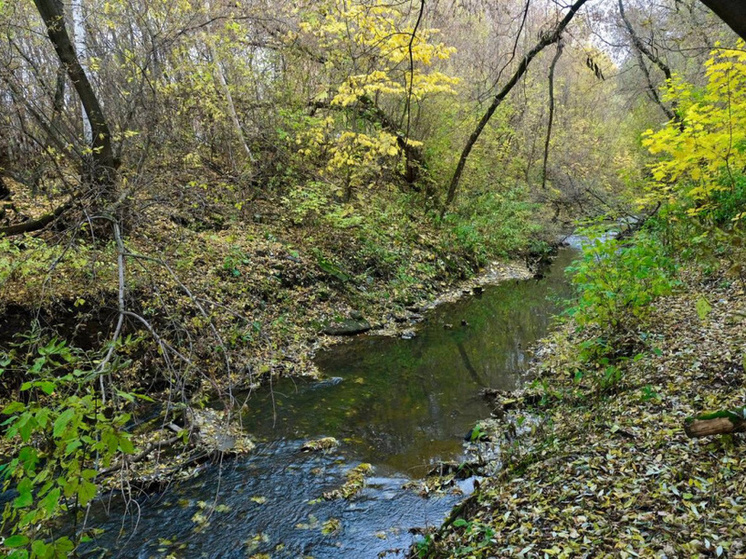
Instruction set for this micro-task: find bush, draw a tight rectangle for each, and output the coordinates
[566,230,679,334]
[0,329,137,559]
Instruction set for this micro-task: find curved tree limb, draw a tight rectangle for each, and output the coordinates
[541,40,563,190]
[618,0,677,122]
[441,0,589,217]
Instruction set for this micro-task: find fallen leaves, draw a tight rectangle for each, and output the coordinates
[433,262,746,557]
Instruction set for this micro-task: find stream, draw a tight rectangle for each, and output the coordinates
[85,244,580,558]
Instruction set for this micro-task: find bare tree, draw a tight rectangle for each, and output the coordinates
[441,0,589,217]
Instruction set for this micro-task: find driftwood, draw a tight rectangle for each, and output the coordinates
[684,408,746,438]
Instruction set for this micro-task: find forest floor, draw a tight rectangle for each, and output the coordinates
[428,261,746,558]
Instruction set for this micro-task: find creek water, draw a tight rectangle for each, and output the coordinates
[85,245,579,559]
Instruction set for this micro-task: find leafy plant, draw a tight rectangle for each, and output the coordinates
[565,231,679,333]
[451,518,496,555]
[0,331,136,558]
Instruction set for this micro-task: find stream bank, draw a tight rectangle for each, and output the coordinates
[79,246,579,558]
[422,257,746,558]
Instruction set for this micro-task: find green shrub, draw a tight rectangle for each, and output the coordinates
[0,330,137,559]
[566,231,679,333]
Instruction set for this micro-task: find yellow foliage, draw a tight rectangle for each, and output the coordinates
[292,0,458,191]
[642,41,746,217]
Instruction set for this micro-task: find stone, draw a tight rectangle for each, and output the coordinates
[322,318,372,336]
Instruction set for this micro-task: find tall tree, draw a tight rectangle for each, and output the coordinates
[441,0,589,217]
[33,0,115,198]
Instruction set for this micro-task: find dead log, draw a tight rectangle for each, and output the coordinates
[684,408,746,438]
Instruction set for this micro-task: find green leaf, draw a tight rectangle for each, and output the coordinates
[35,408,50,429]
[2,402,24,415]
[77,480,97,506]
[53,408,75,438]
[52,537,75,557]
[696,296,712,321]
[4,534,29,548]
[18,447,38,472]
[39,488,60,515]
[119,436,134,454]
[31,540,49,557]
[13,481,33,508]
[64,440,82,455]
[38,381,56,395]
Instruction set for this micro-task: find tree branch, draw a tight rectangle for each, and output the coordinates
[618,0,677,122]
[441,0,589,217]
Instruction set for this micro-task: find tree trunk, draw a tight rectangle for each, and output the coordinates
[684,408,746,438]
[441,0,589,218]
[33,0,116,198]
[541,41,563,190]
[697,0,746,41]
[71,0,92,144]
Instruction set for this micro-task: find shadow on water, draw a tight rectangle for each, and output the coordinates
[84,247,578,558]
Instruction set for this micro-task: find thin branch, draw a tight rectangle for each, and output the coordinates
[541,40,563,190]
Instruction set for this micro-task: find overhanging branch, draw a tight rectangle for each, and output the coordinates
[441,0,589,217]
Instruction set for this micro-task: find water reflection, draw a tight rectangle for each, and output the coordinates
[242,247,578,476]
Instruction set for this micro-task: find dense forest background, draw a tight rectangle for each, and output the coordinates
[1,0,745,556]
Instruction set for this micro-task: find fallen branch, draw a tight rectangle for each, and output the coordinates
[97,431,183,478]
[0,199,73,236]
[684,408,746,438]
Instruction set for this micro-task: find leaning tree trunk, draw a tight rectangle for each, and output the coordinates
[441,0,589,218]
[697,0,746,41]
[33,0,116,200]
